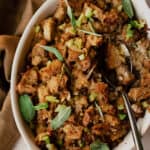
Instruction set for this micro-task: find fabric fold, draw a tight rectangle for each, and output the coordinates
[0,0,45,149]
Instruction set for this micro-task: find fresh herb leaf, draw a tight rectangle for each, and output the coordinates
[130,20,145,29]
[64,0,76,29]
[19,94,35,123]
[90,140,110,150]
[85,7,93,20]
[67,6,76,29]
[89,92,97,102]
[51,106,72,130]
[95,102,104,122]
[40,45,64,62]
[34,102,48,110]
[46,96,59,103]
[118,113,127,120]
[76,13,85,27]
[55,105,67,113]
[122,0,134,19]
[126,24,134,39]
[78,29,102,37]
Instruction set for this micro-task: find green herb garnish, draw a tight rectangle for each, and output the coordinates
[51,106,72,130]
[130,20,145,29]
[122,0,134,19]
[64,0,76,29]
[89,92,97,102]
[55,105,68,113]
[126,20,145,39]
[85,7,93,20]
[34,102,49,110]
[46,96,59,103]
[19,94,35,123]
[78,29,102,37]
[90,140,110,150]
[76,13,85,27]
[126,24,134,39]
[40,45,64,62]
[118,113,127,120]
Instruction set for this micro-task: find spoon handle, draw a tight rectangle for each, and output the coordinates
[121,92,144,150]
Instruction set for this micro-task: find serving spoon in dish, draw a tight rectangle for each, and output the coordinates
[101,69,144,150]
[101,62,144,150]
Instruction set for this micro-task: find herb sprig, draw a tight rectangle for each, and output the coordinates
[64,0,76,29]
[40,45,64,61]
[19,94,35,123]
[78,29,102,37]
[122,0,134,19]
[90,140,110,150]
[51,105,72,130]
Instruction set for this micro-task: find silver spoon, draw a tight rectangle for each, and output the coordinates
[102,74,144,150]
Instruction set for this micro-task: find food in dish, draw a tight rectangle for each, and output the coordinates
[17,0,150,149]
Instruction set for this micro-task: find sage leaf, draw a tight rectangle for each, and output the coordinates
[51,106,71,130]
[19,94,35,123]
[67,6,76,29]
[40,45,64,62]
[55,105,67,112]
[64,0,76,29]
[122,0,134,19]
[34,102,49,110]
[90,140,110,150]
[78,29,102,37]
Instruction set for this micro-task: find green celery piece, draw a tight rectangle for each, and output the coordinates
[118,113,127,120]
[34,102,48,111]
[46,96,59,103]
[126,24,134,39]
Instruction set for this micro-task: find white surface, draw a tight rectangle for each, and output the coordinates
[10,0,150,150]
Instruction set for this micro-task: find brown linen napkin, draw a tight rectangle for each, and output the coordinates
[0,0,44,149]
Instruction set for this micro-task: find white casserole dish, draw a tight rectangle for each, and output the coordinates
[10,0,150,150]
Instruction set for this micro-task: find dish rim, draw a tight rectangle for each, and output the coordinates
[10,0,150,150]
